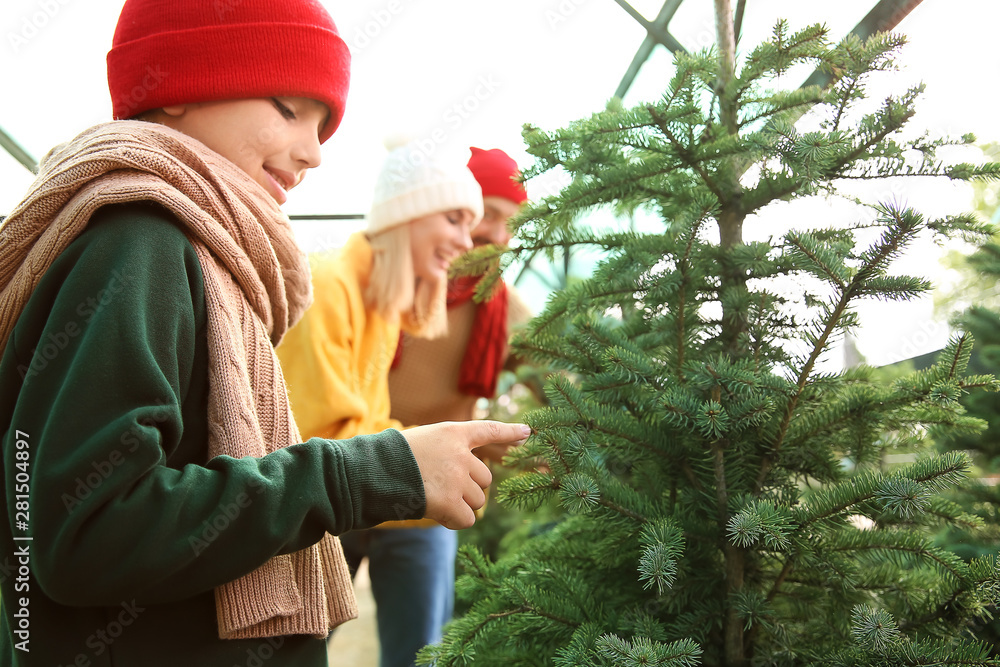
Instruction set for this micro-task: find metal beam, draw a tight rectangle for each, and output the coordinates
[0,126,38,174]
[517,0,929,289]
[614,0,687,100]
[611,0,687,53]
[801,0,926,89]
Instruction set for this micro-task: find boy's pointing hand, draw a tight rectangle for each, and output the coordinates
[402,421,531,529]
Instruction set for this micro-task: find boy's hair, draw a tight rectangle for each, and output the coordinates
[366,225,448,340]
[107,0,351,143]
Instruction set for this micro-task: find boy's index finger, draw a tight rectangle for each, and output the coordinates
[468,421,532,449]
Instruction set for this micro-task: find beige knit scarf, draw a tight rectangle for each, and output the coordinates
[0,121,357,639]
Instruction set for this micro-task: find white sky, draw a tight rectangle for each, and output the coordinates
[2,0,999,367]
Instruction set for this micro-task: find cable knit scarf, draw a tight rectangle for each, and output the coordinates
[0,121,357,639]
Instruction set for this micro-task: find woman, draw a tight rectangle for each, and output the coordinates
[277,142,485,667]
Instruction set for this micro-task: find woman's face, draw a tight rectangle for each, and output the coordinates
[409,209,476,282]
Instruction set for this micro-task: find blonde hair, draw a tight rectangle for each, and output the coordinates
[364,224,448,339]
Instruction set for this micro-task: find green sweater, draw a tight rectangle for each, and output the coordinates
[0,203,425,666]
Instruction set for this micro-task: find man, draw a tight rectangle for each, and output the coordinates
[377,147,532,663]
[389,146,532,436]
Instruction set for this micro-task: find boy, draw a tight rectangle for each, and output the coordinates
[0,1,528,666]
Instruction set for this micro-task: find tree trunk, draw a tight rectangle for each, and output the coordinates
[713,2,748,665]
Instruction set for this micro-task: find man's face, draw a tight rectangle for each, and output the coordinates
[471,195,521,247]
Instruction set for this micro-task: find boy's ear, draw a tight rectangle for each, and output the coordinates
[160,105,189,118]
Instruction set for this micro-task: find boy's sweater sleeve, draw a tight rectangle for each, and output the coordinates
[1,206,425,607]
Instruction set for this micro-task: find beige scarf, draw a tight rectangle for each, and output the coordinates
[0,121,357,639]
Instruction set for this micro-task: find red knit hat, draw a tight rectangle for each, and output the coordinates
[107,0,351,143]
[467,147,528,204]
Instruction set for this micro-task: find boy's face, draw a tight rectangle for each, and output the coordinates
[158,97,329,205]
[472,195,521,248]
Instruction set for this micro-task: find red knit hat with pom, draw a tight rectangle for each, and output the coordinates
[466,147,528,204]
[107,0,351,143]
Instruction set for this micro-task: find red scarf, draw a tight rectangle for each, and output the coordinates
[392,275,509,398]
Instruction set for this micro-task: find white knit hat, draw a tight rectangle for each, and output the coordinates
[367,141,484,234]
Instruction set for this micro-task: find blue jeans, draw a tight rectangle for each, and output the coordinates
[339,525,458,667]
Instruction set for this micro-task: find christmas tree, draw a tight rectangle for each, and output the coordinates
[424,4,1000,667]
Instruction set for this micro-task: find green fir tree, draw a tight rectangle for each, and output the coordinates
[944,312,1000,658]
[424,4,1000,667]
[922,145,1000,652]
[934,236,1000,654]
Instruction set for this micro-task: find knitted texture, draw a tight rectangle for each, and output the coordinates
[107,0,351,142]
[368,141,484,234]
[447,276,509,398]
[0,120,357,639]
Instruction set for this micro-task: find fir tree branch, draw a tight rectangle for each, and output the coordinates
[738,95,820,129]
[485,607,529,622]
[759,289,851,490]
[766,557,796,602]
[547,376,680,467]
[830,72,860,133]
[647,105,727,205]
[511,586,583,628]
[947,333,971,381]
[786,235,846,289]
[514,341,578,366]
[762,207,919,491]
[828,97,915,177]
[545,435,575,477]
[675,216,709,380]
[531,285,647,335]
[828,541,967,582]
[597,497,648,523]
[744,101,913,216]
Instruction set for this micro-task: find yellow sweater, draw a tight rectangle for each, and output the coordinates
[277,232,402,443]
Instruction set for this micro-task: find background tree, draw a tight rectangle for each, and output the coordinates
[930,143,1000,468]
[934,142,1000,318]
[424,3,1000,666]
[930,161,1000,653]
